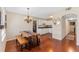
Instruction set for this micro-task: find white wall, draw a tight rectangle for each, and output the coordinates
[62,19,70,39]
[52,20,62,40]
[6,12,33,40]
[76,18,79,46]
[61,18,66,39]
[65,20,70,35]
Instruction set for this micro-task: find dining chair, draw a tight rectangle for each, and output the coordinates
[16,35,29,51]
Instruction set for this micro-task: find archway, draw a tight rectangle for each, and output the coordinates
[61,13,77,51]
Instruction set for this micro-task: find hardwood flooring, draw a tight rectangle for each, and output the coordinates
[5,33,79,52]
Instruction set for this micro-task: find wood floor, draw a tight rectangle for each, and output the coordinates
[5,33,79,52]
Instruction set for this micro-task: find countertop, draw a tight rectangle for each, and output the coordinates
[38,25,52,29]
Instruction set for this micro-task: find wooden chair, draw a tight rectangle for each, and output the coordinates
[20,31,31,37]
[16,35,28,51]
[36,34,40,46]
[31,33,40,47]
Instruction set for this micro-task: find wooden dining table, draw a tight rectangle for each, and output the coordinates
[16,31,40,51]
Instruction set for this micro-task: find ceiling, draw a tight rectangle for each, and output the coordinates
[6,7,66,18]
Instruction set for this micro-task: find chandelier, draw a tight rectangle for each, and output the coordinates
[24,8,32,23]
[48,16,61,25]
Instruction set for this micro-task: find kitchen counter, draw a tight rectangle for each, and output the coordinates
[38,26,52,28]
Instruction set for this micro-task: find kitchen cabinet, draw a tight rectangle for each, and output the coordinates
[37,27,52,35]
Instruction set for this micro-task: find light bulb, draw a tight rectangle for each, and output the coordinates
[57,21,60,24]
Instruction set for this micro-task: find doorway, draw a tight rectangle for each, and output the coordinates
[65,21,76,51]
[69,22,76,35]
[62,13,77,51]
[67,21,76,42]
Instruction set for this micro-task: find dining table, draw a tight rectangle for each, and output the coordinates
[16,31,40,51]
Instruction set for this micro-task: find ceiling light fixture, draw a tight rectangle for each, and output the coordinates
[48,16,61,25]
[24,8,32,23]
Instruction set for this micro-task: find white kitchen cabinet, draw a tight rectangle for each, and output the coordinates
[37,28,52,35]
